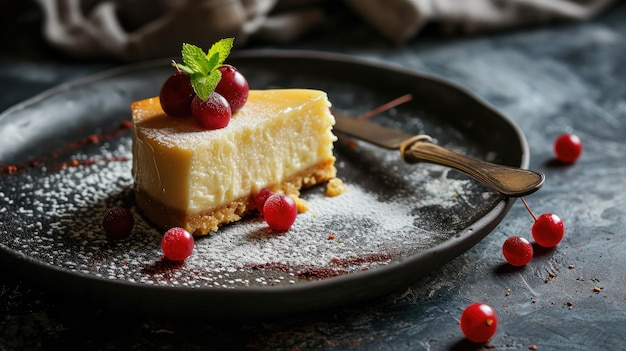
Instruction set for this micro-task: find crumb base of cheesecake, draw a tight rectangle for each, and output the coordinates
[135,158,336,236]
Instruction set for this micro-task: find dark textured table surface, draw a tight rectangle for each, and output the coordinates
[1,4,626,351]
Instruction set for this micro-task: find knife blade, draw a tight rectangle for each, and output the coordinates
[333,111,413,150]
[332,111,544,197]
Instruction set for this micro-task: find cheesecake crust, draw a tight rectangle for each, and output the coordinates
[135,158,336,235]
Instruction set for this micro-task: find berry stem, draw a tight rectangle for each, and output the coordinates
[520,197,537,221]
[357,93,413,121]
[171,60,181,73]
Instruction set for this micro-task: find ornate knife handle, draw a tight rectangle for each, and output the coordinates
[400,136,544,197]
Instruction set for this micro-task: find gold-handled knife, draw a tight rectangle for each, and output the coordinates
[333,112,544,197]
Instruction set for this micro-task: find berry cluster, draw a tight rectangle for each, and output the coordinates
[159,39,249,130]
[500,133,581,267]
[501,199,566,267]
[462,133,582,343]
[160,64,249,130]
[101,189,300,262]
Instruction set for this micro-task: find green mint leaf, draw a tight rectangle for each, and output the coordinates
[206,52,220,72]
[207,38,234,66]
[190,74,210,101]
[182,43,210,75]
[180,38,234,100]
[191,70,222,100]
[206,69,222,92]
[174,63,194,75]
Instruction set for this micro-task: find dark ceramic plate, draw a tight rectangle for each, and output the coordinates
[0,51,528,318]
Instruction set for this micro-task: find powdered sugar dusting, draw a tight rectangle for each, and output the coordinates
[0,132,494,289]
[198,184,442,268]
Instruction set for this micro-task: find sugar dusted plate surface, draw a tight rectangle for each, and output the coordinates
[0,51,527,317]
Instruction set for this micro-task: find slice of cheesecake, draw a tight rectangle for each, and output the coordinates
[131,89,337,235]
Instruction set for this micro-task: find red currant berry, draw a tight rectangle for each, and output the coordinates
[263,194,297,231]
[554,133,582,163]
[532,213,564,248]
[460,303,498,343]
[161,227,195,261]
[254,188,275,215]
[102,207,134,239]
[215,64,249,113]
[502,236,533,266]
[191,93,232,130]
[159,71,195,117]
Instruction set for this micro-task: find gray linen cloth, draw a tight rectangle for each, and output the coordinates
[36,0,617,61]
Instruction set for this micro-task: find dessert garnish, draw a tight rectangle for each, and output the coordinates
[263,193,298,231]
[161,227,195,261]
[176,39,234,101]
[254,188,275,216]
[191,91,231,130]
[158,38,249,130]
[214,64,249,112]
[159,70,195,117]
[102,207,134,240]
[253,189,298,231]
[1,121,132,174]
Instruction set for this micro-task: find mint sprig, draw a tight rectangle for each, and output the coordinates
[175,38,234,100]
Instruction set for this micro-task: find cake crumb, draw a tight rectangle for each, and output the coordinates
[325,178,347,197]
[288,194,309,213]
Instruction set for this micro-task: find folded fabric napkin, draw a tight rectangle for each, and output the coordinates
[36,0,617,61]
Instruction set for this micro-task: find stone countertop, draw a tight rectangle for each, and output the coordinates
[1,4,625,351]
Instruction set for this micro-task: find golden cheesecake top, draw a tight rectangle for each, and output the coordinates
[132,90,331,149]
